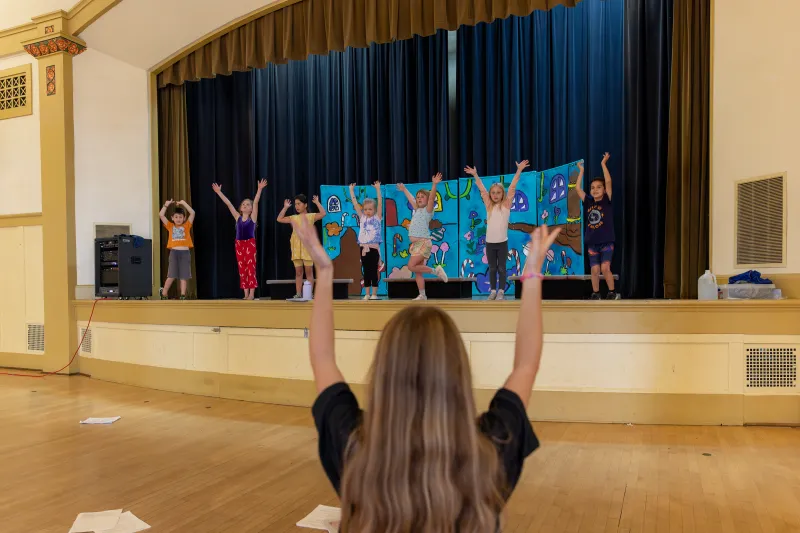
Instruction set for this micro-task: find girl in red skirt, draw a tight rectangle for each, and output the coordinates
[212,179,267,300]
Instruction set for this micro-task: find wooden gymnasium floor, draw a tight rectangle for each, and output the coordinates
[2,376,799,533]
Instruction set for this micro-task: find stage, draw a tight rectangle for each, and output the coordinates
[65,298,800,427]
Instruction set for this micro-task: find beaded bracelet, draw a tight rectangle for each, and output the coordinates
[519,272,544,282]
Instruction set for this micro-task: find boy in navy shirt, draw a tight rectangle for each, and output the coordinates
[576,153,619,300]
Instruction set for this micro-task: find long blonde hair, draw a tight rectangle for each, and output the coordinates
[340,307,505,533]
[486,183,506,221]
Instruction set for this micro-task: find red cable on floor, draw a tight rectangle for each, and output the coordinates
[0,298,102,378]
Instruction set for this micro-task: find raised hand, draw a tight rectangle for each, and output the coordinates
[397,183,406,191]
[515,160,530,172]
[464,165,478,177]
[524,225,562,275]
[312,195,320,204]
[178,200,188,206]
[283,199,292,209]
[373,181,381,188]
[602,152,610,164]
[291,216,332,269]
[211,183,222,193]
[257,179,268,190]
[431,172,443,184]
[164,199,174,207]
[577,161,584,172]
[349,183,356,191]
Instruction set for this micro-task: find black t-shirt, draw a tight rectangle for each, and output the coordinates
[584,193,615,245]
[312,382,539,499]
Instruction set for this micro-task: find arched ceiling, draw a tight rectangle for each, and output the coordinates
[79,0,283,70]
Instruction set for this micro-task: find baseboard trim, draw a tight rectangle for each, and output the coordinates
[0,352,42,371]
[79,358,800,426]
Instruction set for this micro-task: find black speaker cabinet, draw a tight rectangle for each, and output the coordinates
[95,236,152,298]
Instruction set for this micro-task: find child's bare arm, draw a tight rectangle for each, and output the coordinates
[251,179,267,224]
[159,200,173,226]
[601,152,612,200]
[178,200,195,224]
[396,183,417,206]
[504,225,561,406]
[291,216,344,392]
[505,160,529,208]
[465,166,489,208]
[277,199,292,223]
[312,195,326,222]
[348,184,362,216]
[374,181,382,219]
[575,161,586,202]
[212,183,239,220]
[427,173,442,214]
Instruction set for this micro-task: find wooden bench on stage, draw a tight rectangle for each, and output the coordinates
[509,274,620,300]
[385,277,475,299]
[265,279,354,300]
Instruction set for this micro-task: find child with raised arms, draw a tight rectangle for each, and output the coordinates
[576,153,619,300]
[211,179,267,300]
[397,173,448,300]
[465,160,529,300]
[349,181,383,301]
[159,199,195,300]
[277,193,326,298]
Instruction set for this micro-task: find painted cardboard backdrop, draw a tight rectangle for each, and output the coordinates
[319,161,584,297]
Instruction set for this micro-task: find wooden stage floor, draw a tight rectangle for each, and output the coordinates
[1,376,799,532]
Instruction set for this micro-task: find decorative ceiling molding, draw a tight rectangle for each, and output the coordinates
[22,32,87,58]
[0,0,119,58]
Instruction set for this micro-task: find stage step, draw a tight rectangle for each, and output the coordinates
[265,279,353,300]
[509,274,620,300]
[385,277,475,299]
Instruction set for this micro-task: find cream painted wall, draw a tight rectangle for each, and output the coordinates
[73,49,151,286]
[712,0,799,274]
[0,53,42,215]
[0,226,44,353]
[0,0,74,31]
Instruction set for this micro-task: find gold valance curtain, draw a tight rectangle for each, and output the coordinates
[158,0,579,88]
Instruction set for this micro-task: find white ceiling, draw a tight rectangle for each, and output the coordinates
[79,0,283,70]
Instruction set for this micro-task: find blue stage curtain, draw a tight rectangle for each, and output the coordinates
[458,0,675,298]
[622,0,674,299]
[185,32,449,299]
[185,71,258,300]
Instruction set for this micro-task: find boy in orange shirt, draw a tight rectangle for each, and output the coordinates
[159,199,195,299]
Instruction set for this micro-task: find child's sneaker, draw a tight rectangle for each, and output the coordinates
[589,292,601,301]
[363,293,370,301]
[293,293,302,299]
[369,295,380,300]
[488,290,497,300]
[413,294,428,301]
[496,290,505,301]
[179,295,187,301]
[434,266,448,283]
[159,288,167,300]
[606,291,621,300]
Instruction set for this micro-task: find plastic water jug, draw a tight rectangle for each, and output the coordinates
[697,270,718,300]
[302,280,313,300]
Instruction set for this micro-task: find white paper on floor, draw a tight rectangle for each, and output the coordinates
[96,511,150,533]
[297,505,340,532]
[79,417,121,425]
[67,509,122,533]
